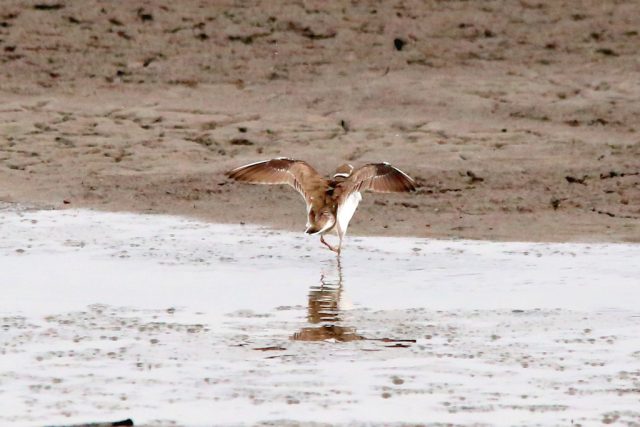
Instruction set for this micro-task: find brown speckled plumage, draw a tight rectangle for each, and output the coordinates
[227,158,416,253]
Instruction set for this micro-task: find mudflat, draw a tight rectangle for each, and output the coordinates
[2,208,639,425]
[1,0,639,242]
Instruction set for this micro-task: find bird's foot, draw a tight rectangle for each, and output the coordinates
[320,236,340,254]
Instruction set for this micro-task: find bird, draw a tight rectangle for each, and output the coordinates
[226,158,417,254]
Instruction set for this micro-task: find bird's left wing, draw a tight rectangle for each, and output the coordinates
[226,158,326,208]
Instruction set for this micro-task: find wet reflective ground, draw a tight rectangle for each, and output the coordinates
[293,259,362,342]
[292,259,418,345]
[1,208,639,426]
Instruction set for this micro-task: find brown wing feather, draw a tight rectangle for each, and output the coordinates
[338,163,416,202]
[227,158,327,206]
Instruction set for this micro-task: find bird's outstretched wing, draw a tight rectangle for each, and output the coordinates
[227,158,327,207]
[337,162,416,202]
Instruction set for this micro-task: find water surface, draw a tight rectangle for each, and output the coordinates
[1,208,639,426]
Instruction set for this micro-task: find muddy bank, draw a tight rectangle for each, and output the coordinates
[0,1,639,242]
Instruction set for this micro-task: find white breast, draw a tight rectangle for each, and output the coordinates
[336,192,362,237]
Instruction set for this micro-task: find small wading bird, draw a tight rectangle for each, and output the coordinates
[227,158,417,254]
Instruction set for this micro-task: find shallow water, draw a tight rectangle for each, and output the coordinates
[1,208,639,426]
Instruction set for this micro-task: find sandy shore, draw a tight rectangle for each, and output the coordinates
[0,0,639,242]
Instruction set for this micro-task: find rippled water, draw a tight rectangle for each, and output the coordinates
[1,208,639,426]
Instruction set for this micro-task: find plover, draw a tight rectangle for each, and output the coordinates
[227,158,417,253]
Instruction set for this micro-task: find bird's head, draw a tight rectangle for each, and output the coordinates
[333,163,354,180]
[305,209,336,235]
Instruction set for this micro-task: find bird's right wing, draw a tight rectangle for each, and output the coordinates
[227,158,327,208]
[337,162,416,203]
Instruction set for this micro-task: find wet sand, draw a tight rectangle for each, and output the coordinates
[0,1,639,242]
[1,207,639,426]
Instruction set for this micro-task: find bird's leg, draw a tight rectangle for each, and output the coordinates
[320,235,339,253]
[334,227,344,256]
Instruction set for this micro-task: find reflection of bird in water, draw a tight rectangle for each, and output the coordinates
[292,257,363,342]
[306,280,342,324]
[227,158,416,253]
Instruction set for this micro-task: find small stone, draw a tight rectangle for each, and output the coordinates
[393,38,406,51]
